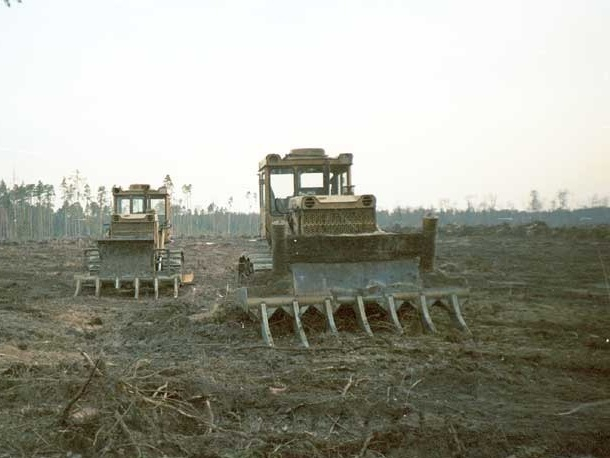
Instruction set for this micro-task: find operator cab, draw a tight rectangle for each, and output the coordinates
[112,185,170,225]
[260,149,354,217]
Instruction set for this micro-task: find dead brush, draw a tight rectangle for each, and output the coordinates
[51,353,224,457]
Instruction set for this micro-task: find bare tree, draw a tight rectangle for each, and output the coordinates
[181,184,192,235]
[465,195,476,212]
[181,184,192,211]
[163,175,174,204]
[226,196,233,235]
[557,189,569,210]
[485,194,498,211]
[246,191,258,235]
[528,190,543,212]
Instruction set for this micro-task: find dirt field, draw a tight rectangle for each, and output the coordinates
[1,227,609,458]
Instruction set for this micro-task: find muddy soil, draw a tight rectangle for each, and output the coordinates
[0,230,609,457]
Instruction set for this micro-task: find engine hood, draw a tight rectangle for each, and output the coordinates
[289,194,376,210]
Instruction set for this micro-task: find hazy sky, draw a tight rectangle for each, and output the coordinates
[1,0,608,211]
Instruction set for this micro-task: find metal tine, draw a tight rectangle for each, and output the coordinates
[173,277,179,299]
[384,295,404,334]
[292,300,310,348]
[354,296,374,337]
[95,278,101,298]
[154,278,159,300]
[115,277,120,289]
[323,298,339,335]
[418,294,437,333]
[134,278,140,299]
[449,294,471,334]
[74,278,81,297]
[260,302,275,347]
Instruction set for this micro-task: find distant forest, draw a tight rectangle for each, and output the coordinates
[1,173,609,241]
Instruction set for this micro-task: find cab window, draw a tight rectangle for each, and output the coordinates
[298,168,325,195]
[150,198,166,215]
[117,197,130,214]
[270,168,294,199]
[269,168,294,214]
[132,197,145,213]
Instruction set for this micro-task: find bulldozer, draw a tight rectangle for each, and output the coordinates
[237,148,470,347]
[74,184,193,299]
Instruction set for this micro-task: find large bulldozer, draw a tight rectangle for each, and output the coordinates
[74,184,192,299]
[237,148,470,347]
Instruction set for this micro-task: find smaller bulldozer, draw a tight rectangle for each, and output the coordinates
[237,148,470,347]
[74,184,192,299]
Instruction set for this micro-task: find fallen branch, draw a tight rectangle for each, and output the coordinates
[448,423,466,454]
[119,380,250,438]
[357,433,374,458]
[203,399,214,434]
[327,415,340,436]
[325,414,356,437]
[58,359,100,426]
[151,382,168,399]
[93,402,134,449]
[80,350,104,376]
[114,410,142,458]
[282,399,330,414]
[406,378,423,401]
[556,399,610,416]
[272,438,298,454]
[313,365,353,372]
[341,375,354,397]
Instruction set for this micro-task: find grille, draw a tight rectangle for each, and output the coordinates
[300,208,376,234]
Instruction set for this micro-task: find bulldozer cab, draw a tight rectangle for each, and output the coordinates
[110,184,172,249]
[258,148,354,241]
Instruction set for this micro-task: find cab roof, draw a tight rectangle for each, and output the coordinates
[112,184,169,198]
[259,148,353,171]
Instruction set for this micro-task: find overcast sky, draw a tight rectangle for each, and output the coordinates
[1,0,608,211]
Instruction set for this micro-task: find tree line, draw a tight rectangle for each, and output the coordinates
[0,172,261,241]
[0,172,609,241]
[377,206,610,230]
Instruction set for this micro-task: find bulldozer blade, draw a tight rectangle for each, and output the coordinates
[292,260,419,337]
[291,260,420,296]
[97,239,155,278]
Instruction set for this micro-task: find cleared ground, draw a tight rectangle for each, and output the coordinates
[0,227,609,457]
